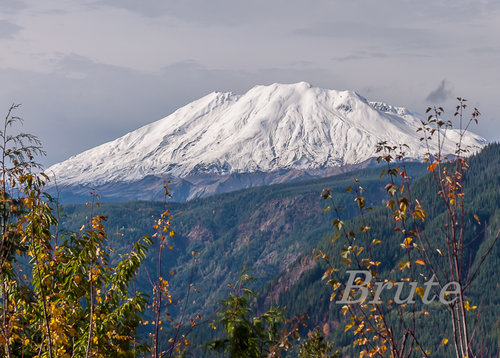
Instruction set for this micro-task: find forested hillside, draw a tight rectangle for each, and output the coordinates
[56,144,500,356]
[269,143,500,356]
[59,163,428,325]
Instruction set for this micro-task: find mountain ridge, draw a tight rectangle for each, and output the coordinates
[47,82,487,202]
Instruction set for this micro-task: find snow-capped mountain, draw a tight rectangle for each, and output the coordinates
[47,82,487,202]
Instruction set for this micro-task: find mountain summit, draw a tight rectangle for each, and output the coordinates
[47,82,487,202]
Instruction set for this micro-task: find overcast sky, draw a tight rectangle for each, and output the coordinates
[1,0,499,167]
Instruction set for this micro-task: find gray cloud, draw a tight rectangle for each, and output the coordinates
[92,0,288,26]
[332,51,389,62]
[332,51,434,62]
[426,80,452,103]
[91,0,176,19]
[296,21,437,50]
[469,46,500,55]
[0,0,27,13]
[0,20,21,38]
[426,0,500,17]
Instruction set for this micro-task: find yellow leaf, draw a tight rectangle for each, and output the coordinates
[442,338,448,345]
[398,261,410,270]
[415,259,426,266]
[341,305,349,315]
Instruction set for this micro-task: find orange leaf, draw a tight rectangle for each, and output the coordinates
[427,162,438,172]
[416,287,425,299]
[415,259,426,266]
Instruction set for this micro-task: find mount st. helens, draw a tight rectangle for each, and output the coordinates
[47,82,487,202]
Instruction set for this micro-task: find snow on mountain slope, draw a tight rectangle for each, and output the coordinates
[47,82,487,188]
